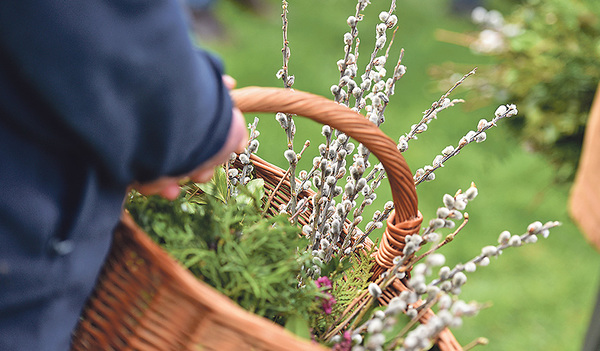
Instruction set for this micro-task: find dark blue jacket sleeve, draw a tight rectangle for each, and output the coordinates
[0,0,232,186]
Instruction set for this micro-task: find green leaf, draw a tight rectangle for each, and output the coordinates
[246,178,265,201]
[284,313,311,340]
[318,253,353,278]
[198,167,228,203]
[236,178,265,208]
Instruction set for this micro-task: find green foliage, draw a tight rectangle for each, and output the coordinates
[479,0,600,180]
[284,313,313,341]
[330,248,376,316]
[501,0,600,179]
[310,247,376,338]
[125,168,320,325]
[318,252,354,279]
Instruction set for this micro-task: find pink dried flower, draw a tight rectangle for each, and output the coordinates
[315,276,336,315]
[320,294,336,315]
[316,276,332,289]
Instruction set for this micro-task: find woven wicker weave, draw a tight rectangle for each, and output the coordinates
[72,87,462,350]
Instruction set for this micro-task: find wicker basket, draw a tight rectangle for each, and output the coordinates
[72,87,462,350]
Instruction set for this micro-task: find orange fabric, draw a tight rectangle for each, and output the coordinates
[570,84,600,251]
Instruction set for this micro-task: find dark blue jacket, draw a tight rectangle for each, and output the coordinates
[0,1,232,350]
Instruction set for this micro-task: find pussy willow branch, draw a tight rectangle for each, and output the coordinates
[323,0,402,256]
[385,296,440,351]
[350,205,392,251]
[353,23,401,112]
[414,104,515,186]
[346,216,469,325]
[410,214,469,266]
[261,140,310,218]
[279,0,300,218]
[341,173,387,252]
[240,119,260,181]
[334,0,367,105]
[406,68,476,142]
[341,51,404,255]
[463,337,489,351]
[280,0,291,89]
[352,64,466,231]
[308,143,331,248]
[430,221,561,286]
[361,0,397,86]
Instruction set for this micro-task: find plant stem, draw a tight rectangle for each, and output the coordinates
[410,214,469,265]
[385,296,439,351]
[463,337,489,350]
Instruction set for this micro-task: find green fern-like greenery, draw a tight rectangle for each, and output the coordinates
[310,246,376,338]
[331,247,376,314]
[125,168,321,326]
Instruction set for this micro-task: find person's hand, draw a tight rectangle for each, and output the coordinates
[132,76,247,200]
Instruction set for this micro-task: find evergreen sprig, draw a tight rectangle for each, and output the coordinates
[126,168,321,325]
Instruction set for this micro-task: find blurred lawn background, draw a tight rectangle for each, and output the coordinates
[200,0,600,349]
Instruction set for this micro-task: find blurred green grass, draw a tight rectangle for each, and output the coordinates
[201,0,600,349]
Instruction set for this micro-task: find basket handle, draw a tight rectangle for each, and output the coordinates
[231,87,421,266]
